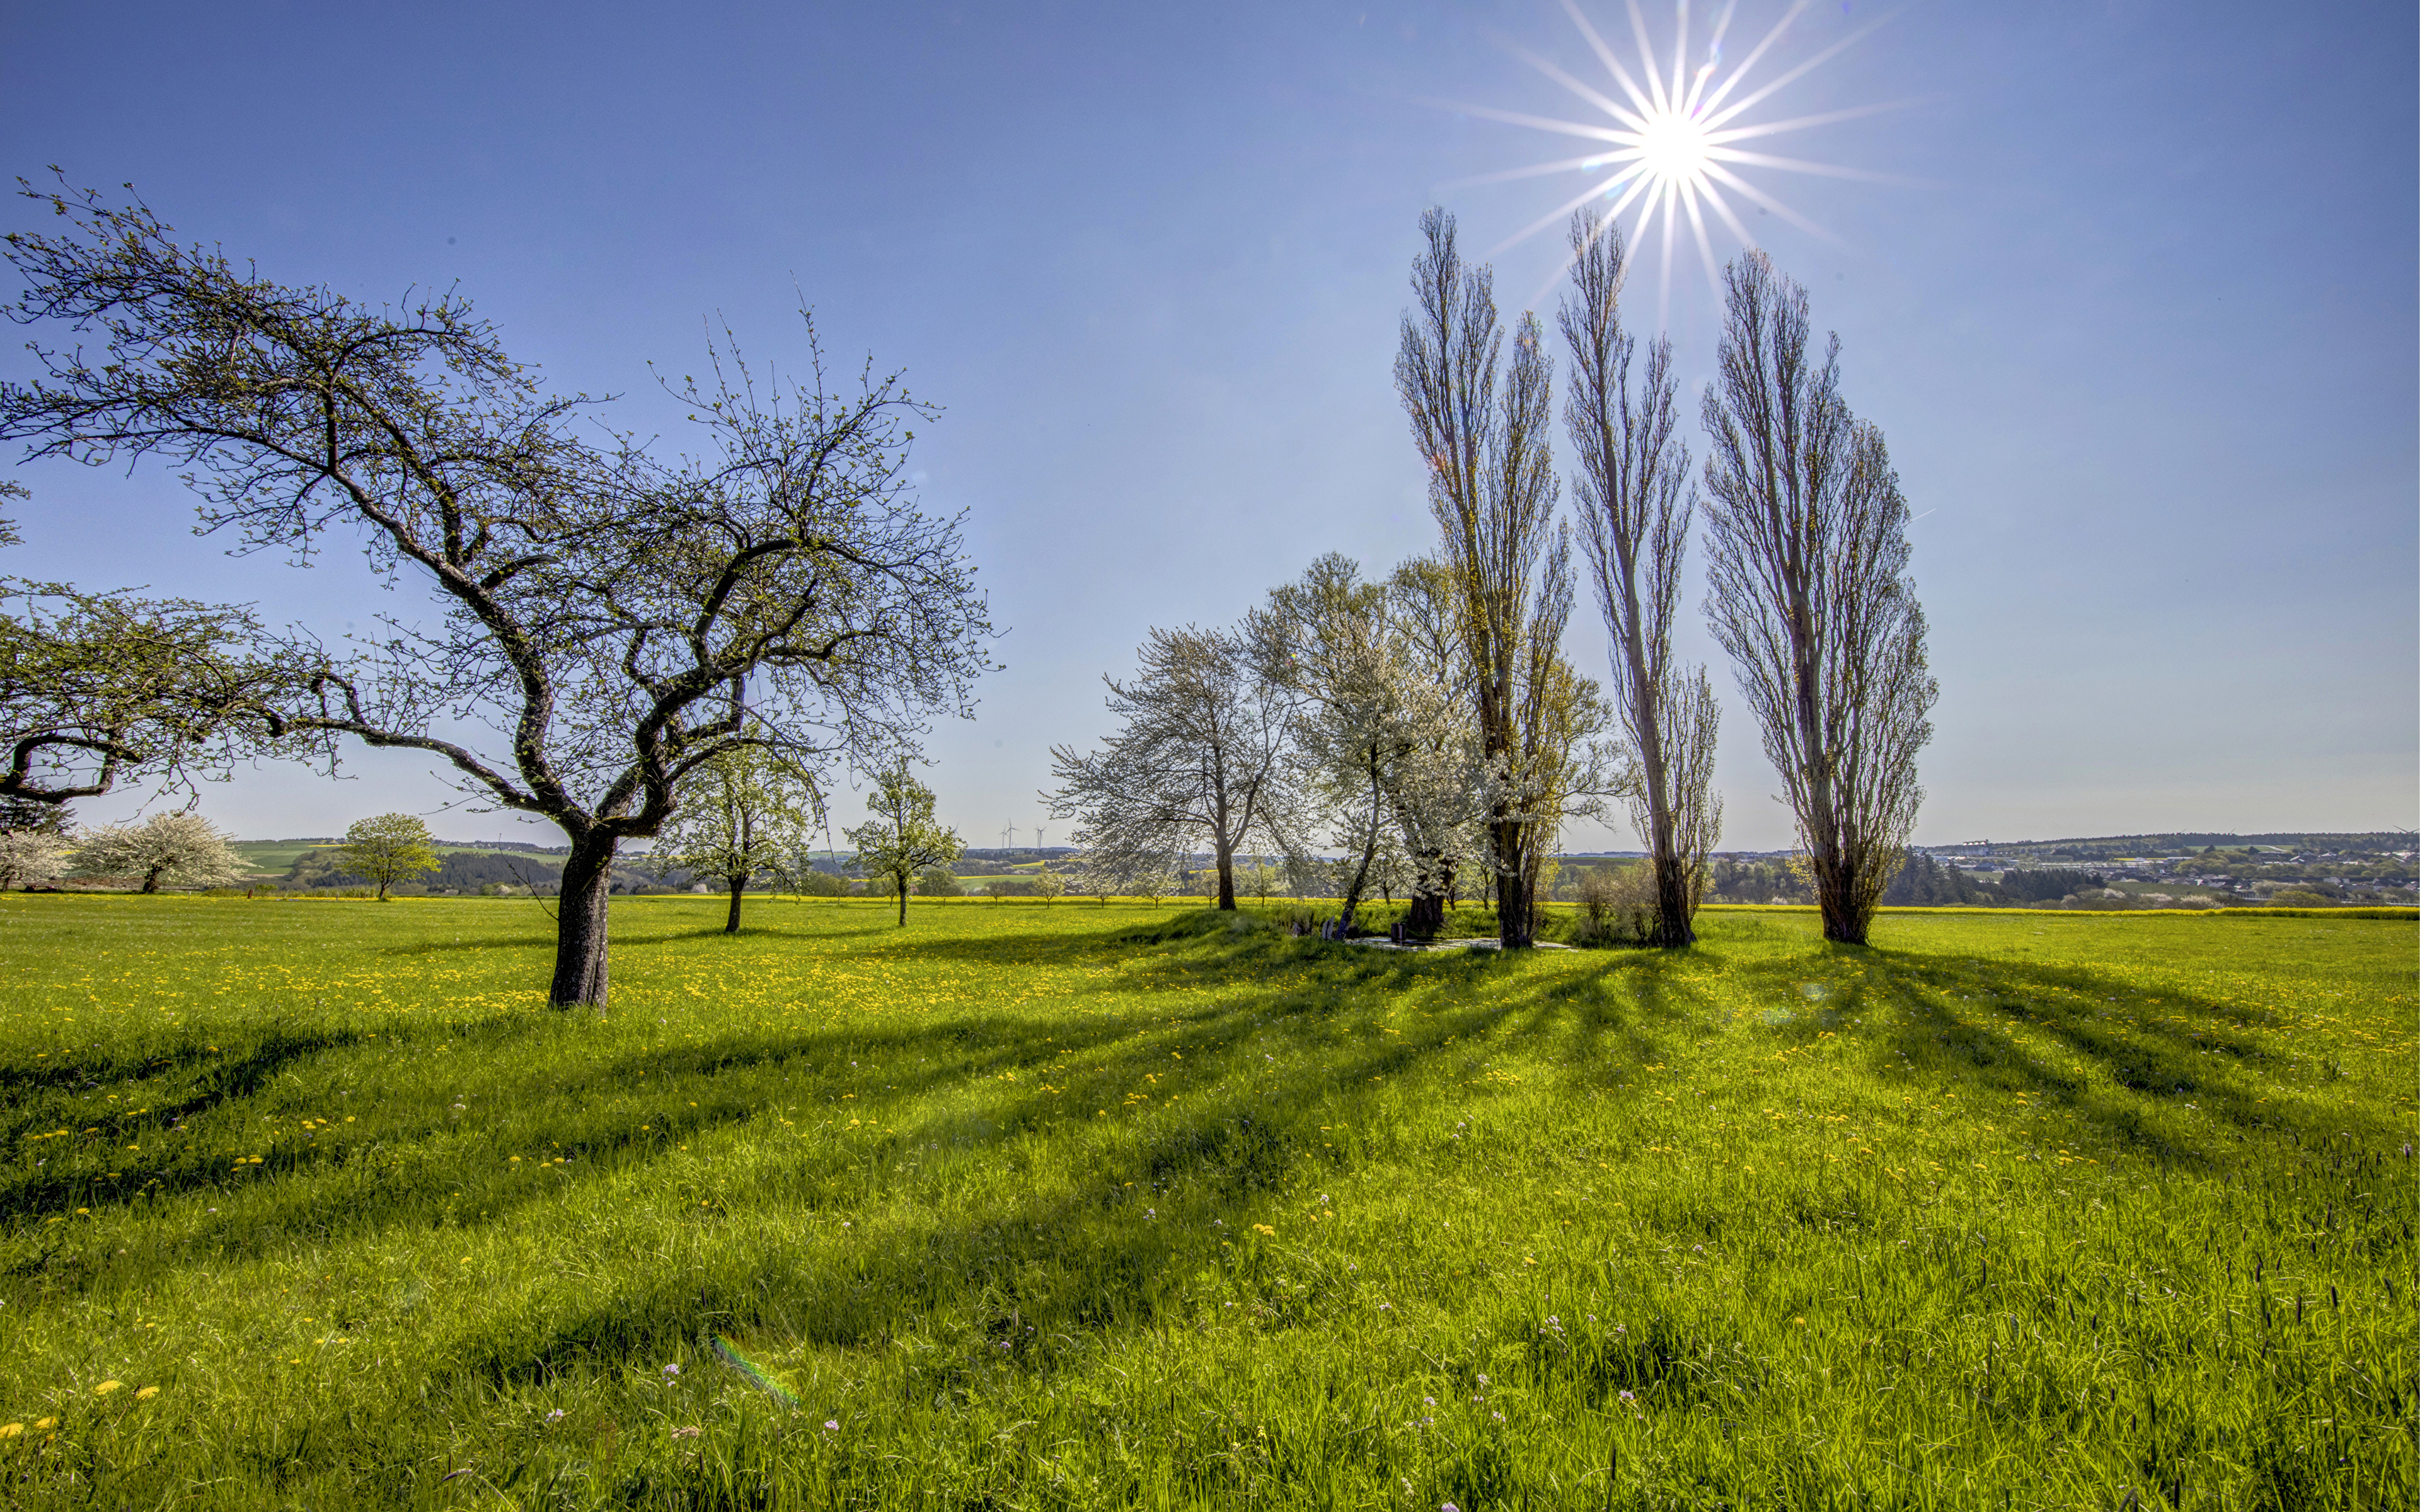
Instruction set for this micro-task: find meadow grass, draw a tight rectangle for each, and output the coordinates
[0,893,2411,1509]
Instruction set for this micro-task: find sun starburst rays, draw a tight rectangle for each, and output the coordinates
[1436,0,1910,324]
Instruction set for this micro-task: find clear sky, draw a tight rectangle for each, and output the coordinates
[4,0,2412,851]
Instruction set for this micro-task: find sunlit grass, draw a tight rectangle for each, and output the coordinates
[0,894,2411,1508]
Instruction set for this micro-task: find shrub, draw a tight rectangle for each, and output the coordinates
[784,869,851,898]
[1572,864,1658,946]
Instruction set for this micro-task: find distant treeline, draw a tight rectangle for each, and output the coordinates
[287,848,570,893]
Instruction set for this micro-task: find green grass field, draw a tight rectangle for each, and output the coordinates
[0,895,2411,1509]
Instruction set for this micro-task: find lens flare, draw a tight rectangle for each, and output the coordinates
[1431,0,1918,322]
[710,1332,800,1407]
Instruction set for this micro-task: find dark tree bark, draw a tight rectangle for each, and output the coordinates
[724,872,746,934]
[550,839,616,1007]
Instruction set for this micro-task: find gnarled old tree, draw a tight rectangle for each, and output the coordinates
[1701,251,1934,946]
[0,183,991,1005]
[1397,208,1611,947]
[1,483,292,806]
[1560,213,1722,948]
[1047,624,1289,910]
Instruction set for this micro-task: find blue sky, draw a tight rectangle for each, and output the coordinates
[4,0,2412,850]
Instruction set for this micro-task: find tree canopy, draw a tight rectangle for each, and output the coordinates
[71,811,251,893]
[335,813,441,902]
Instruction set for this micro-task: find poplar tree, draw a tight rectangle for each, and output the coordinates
[1560,214,1722,947]
[1700,252,1935,946]
[1395,209,1609,947]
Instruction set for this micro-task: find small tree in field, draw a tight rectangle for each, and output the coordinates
[72,810,250,893]
[0,798,71,890]
[335,812,441,902]
[1032,871,1066,906]
[0,796,71,890]
[846,761,962,926]
[1047,625,1290,910]
[654,742,821,933]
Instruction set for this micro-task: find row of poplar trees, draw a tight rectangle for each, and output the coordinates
[1054,208,1934,949]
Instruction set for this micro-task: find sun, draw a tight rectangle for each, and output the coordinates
[1633,102,1716,186]
[1433,0,1915,321]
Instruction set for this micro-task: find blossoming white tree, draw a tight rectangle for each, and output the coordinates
[71,811,251,893]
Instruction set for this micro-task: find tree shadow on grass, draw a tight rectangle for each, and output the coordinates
[0,1019,377,1256]
[449,937,1643,1415]
[1,914,1574,1288]
[1718,941,2397,1171]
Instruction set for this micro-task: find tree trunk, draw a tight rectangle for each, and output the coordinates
[1405,879,1446,937]
[1335,762,1385,934]
[1495,821,1533,948]
[141,865,163,894]
[1816,844,1869,944]
[725,873,744,934]
[895,870,909,926]
[550,839,616,1008]
[1652,854,1697,947]
[1213,833,1236,910]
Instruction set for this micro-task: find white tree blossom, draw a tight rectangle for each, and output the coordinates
[71,811,253,893]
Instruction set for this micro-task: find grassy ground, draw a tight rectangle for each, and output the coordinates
[0,895,2411,1509]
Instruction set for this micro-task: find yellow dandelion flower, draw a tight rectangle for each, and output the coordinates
[135,1387,158,1401]
[32,1418,55,1431]
[0,1424,20,1438]
[1252,1223,1275,1236]
[95,1380,122,1395]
